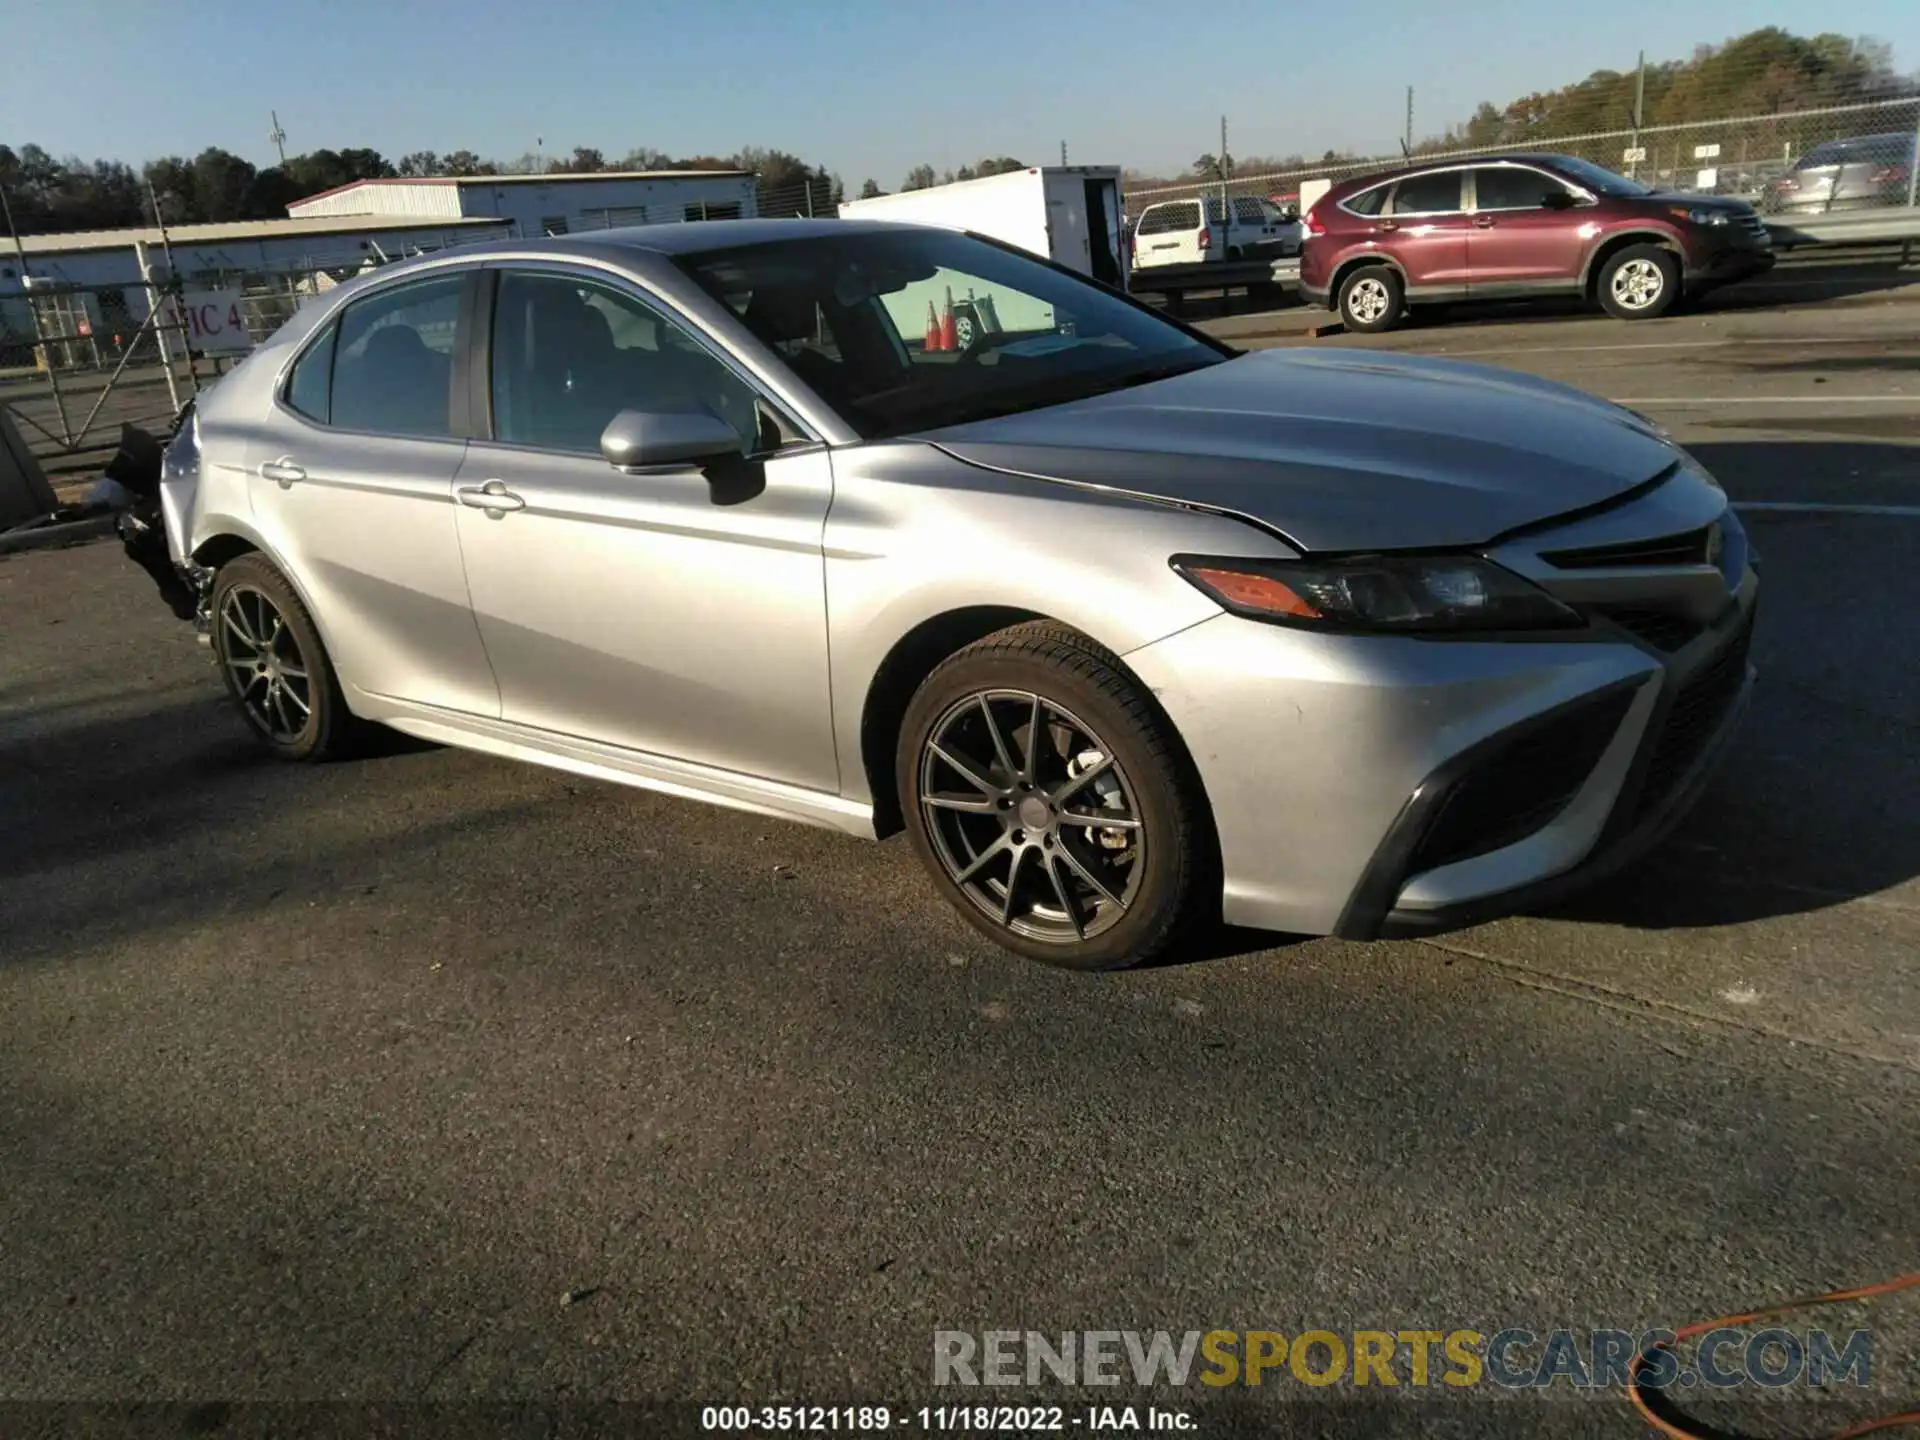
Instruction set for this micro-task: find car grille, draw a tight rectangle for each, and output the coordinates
[1633,610,1755,820]
[1738,213,1770,243]
[1542,526,1713,568]
[1408,689,1636,873]
[1592,606,1707,652]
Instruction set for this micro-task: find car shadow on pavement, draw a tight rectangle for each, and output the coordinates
[1534,438,1919,933]
[1397,262,1918,333]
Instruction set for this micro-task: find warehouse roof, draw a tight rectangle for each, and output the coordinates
[11,213,508,255]
[291,168,754,206]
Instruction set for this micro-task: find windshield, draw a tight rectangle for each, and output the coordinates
[1543,155,1653,197]
[673,229,1228,440]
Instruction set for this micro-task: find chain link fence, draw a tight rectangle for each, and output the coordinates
[0,256,389,474]
[1123,96,1920,223]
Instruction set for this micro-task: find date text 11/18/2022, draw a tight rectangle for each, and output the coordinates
[700,1404,1194,1431]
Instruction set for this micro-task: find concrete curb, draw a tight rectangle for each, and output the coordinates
[0,513,119,556]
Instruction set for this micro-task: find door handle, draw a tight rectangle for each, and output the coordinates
[456,480,525,516]
[1473,214,1496,228]
[259,458,306,488]
[1374,220,1398,232]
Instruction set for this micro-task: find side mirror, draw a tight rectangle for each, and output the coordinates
[600,408,741,471]
[1541,191,1579,210]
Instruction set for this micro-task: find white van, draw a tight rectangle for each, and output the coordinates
[1129,196,1303,268]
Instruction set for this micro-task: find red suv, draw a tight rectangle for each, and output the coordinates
[1299,153,1776,333]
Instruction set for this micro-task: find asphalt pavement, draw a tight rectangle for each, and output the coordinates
[2,270,1917,1439]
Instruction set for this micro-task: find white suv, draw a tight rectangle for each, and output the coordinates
[1130,196,1304,268]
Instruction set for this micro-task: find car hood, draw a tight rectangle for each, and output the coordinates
[1636,190,1756,214]
[923,348,1681,552]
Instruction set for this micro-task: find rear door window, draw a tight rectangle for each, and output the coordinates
[328,275,465,437]
[1472,166,1571,211]
[1388,171,1465,215]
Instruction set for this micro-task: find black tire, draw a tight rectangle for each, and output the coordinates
[209,553,358,761]
[1337,264,1403,333]
[897,622,1214,970]
[1596,243,1680,320]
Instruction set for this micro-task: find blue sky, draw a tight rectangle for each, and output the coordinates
[6,0,1917,187]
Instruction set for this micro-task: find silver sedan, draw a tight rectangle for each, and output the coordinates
[156,219,1758,969]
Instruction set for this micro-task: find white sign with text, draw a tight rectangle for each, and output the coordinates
[176,290,253,354]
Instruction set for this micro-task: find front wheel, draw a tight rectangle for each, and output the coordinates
[1597,244,1680,320]
[897,623,1213,970]
[1338,265,1403,333]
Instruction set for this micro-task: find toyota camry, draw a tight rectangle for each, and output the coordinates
[150,219,1757,969]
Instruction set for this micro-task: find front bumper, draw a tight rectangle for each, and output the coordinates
[1686,243,1775,287]
[1123,573,1757,939]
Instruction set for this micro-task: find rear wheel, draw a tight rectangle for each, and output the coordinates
[1338,265,1403,333]
[898,623,1213,970]
[1597,244,1680,320]
[210,553,358,761]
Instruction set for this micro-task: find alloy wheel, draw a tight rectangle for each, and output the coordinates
[1347,277,1391,324]
[919,690,1146,944]
[1610,258,1665,310]
[219,584,312,743]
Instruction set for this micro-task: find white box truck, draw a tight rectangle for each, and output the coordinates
[837,167,1129,290]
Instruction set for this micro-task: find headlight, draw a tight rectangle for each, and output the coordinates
[1171,554,1583,633]
[1674,206,1731,226]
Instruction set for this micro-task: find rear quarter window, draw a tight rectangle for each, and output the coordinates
[1138,202,1200,235]
[1341,185,1388,217]
[284,323,336,423]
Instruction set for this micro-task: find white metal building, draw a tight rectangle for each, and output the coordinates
[286,170,760,235]
[0,215,511,352]
[1,214,510,293]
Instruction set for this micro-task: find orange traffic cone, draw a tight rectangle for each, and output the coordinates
[925,300,942,352]
[940,286,958,351]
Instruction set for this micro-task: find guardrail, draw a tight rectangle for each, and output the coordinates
[1766,207,1920,249]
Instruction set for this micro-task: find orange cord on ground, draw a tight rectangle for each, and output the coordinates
[1627,1271,1920,1438]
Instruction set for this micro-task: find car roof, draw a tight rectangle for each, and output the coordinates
[518,217,912,257]
[280,218,947,316]
[1804,132,1915,151]
[372,217,927,279]
[1326,153,1577,197]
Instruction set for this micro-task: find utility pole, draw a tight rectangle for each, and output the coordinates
[1629,51,1646,177]
[1061,140,1068,166]
[1405,87,1414,153]
[268,111,287,166]
[1219,113,1231,218]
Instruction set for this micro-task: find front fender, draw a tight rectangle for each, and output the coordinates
[1580,223,1690,289]
[821,442,1289,807]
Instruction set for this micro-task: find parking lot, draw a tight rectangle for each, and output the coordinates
[2,268,1917,1437]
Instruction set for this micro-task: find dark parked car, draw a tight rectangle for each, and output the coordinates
[1300,153,1776,333]
[1760,132,1917,215]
